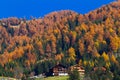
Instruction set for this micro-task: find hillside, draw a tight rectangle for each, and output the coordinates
[0,0,120,79]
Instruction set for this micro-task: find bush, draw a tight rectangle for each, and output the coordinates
[68,69,80,80]
[90,68,113,80]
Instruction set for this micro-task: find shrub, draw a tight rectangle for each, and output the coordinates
[68,69,80,80]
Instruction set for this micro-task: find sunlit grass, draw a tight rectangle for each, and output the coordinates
[35,76,68,80]
[0,77,17,80]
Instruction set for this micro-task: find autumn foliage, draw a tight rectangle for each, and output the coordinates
[0,1,120,78]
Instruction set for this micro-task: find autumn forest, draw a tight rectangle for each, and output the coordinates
[0,1,120,80]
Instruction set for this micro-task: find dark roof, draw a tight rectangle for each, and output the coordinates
[52,64,66,69]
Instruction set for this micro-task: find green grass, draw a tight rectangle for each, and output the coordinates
[35,76,68,80]
[35,75,85,80]
[45,76,68,80]
[0,77,17,80]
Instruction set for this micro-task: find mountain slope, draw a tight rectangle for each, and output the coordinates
[0,1,120,79]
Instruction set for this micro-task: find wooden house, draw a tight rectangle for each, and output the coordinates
[50,64,68,76]
[70,65,85,75]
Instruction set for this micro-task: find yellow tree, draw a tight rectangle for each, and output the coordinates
[102,52,109,61]
[102,52,110,68]
[70,31,77,45]
[68,47,76,61]
[55,53,64,61]
[110,36,120,52]
[111,54,117,64]
[36,41,44,55]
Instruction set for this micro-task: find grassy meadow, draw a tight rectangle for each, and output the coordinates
[35,76,68,80]
[0,77,17,80]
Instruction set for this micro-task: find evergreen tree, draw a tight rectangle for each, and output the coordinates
[68,69,80,80]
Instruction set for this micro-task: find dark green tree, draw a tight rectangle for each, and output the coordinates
[68,69,80,80]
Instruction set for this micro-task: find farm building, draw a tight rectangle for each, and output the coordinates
[49,64,68,76]
[69,65,85,76]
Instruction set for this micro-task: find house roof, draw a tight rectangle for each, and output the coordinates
[51,64,67,69]
[93,67,106,71]
[70,64,85,71]
[70,64,84,68]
